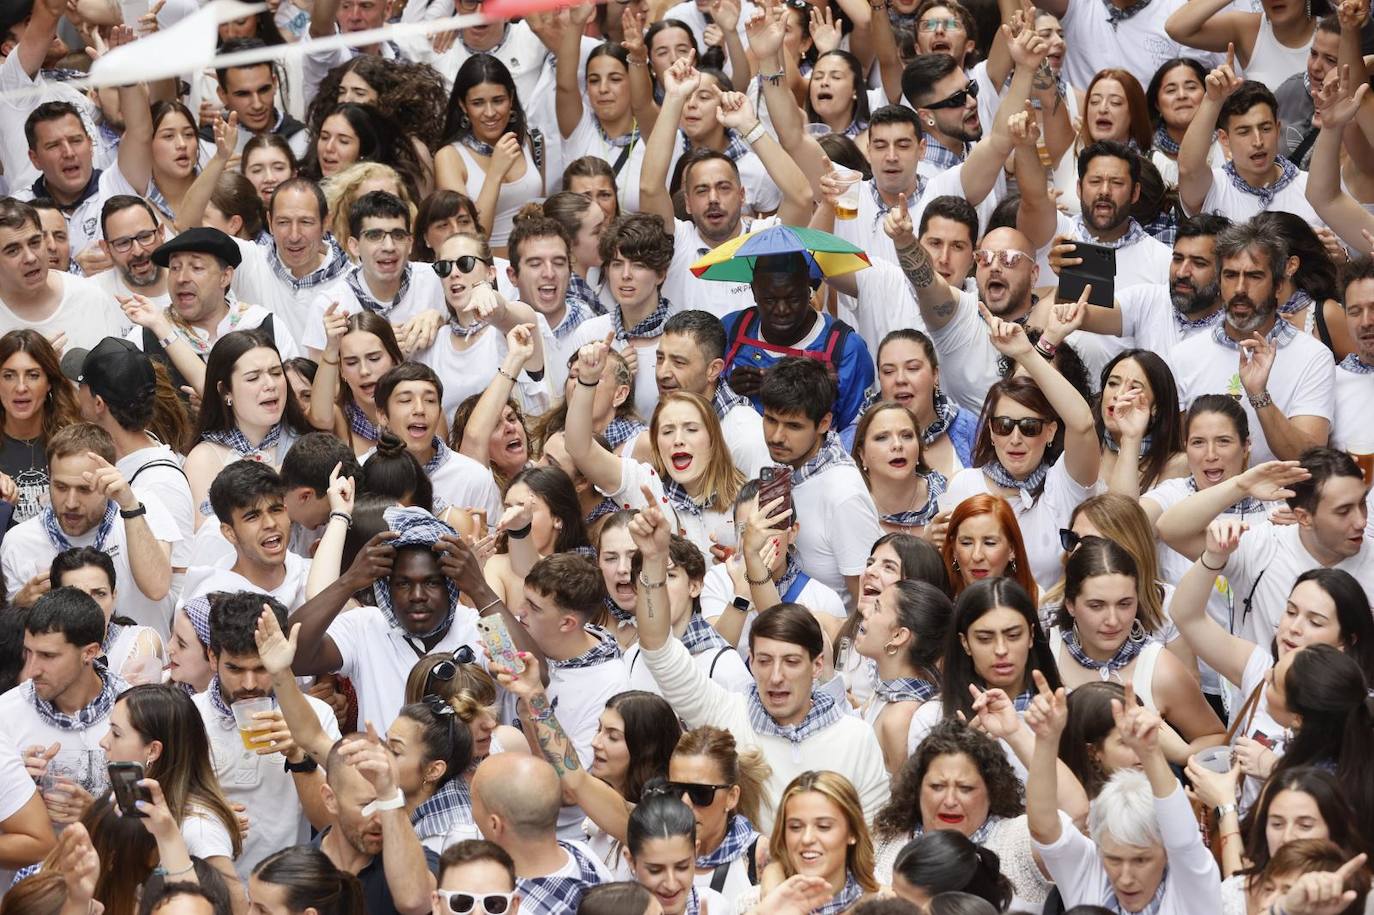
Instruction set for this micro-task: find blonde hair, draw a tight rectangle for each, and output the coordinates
[768,771,878,893]
[1042,493,1165,633]
[648,392,743,513]
[673,726,774,828]
[323,162,418,254]
[404,653,498,725]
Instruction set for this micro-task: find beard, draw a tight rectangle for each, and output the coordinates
[1083,197,1128,235]
[1171,278,1220,316]
[122,258,161,289]
[1224,290,1278,334]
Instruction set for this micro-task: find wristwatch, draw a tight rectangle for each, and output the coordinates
[731,595,752,614]
[284,755,319,774]
[119,503,147,520]
[1247,389,1274,410]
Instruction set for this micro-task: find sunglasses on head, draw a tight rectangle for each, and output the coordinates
[427,646,477,685]
[440,891,516,915]
[925,79,978,110]
[988,415,1047,437]
[648,781,729,806]
[432,255,491,277]
[1059,528,1082,553]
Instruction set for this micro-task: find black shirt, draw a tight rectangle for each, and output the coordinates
[313,827,440,915]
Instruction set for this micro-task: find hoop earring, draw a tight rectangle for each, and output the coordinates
[1128,618,1147,643]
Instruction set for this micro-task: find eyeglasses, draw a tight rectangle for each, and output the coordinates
[359,227,412,244]
[426,646,477,685]
[988,415,1047,437]
[1059,528,1082,553]
[918,16,962,31]
[440,891,516,915]
[647,781,730,806]
[433,255,491,277]
[972,248,1032,269]
[108,229,159,254]
[924,80,978,110]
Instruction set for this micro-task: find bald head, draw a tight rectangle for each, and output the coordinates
[975,227,1038,319]
[472,754,561,840]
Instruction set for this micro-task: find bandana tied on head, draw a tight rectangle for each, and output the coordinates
[374,506,461,640]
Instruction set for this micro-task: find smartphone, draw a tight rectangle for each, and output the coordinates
[477,616,525,674]
[1057,239,1115,308]
[758,466,793,521]
[108,762,151,817]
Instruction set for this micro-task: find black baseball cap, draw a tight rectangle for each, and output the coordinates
[60,337,157,409]
[151,226,242,269]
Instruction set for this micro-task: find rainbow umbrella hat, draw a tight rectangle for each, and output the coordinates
[689,225,871,284]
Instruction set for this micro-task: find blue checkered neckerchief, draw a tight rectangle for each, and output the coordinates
[874,676,940,704]
[567,272,606,317]
[603,417,646,451]
[790,432,856,487]
[459,134,495,157]
[547,626,621,673]
[922,390,959,444]
[43,502,118,553]
[202,421,284,460]
[1340,354,1374,374]
[373,506,461,640]
[923,133,966,172]
[1103,0,1152,26]
[1073,215,1149,251]
[411,776,472,839]
[1185,475,1264,516]
[710,380,752,420]
[1105,868,1169,915]
[1209,318,1298,350]
[813,872,863,915]
[182,596,213,646]
[597,117,639,150]
[517,841,604,914]
[698,813,759,869]
[147,179,182,221]
[346,263,412,318]
[984,458,1049,494]
[1103,430,1153,456]
[29,662,125,731]
[268,235,349,290]
[843,118,869,139]
[745,683,841,747]
[423,437,455,475]
[604,595,635,624]
[680,610,729,655]
[205,675,243,726]
[101,621,126,657]
[684,888,705,915]
[1153,124,1182,157]
[1222,156,1300,208]
[1278,288,1314,316]
[1174,307,1224,333]
[774,549,806,601]
[680,129,751,163]
[1063,625,1145,679]
[611,296,671,341]
[447,313,490,340]
[586,497,620,527]
[881,470,947,529]
[344,401,383,442]
[549,296,593,341]
[869,178,920,220]
[663,475,717,520]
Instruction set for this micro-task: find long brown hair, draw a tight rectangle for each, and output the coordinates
[769,771,878,893]
[120,684,243,858]
[148,360,194,454]
[0,330,80,441]
[673,725,774,829]
[335,312,403,410]
[940,494,1038,603]
[850,401,932,488]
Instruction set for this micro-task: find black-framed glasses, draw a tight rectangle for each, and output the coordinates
[440,891,516,915]
[649,781,730,806]
[925,79,978,110]
[433,255,492,277]
[359,227,412,244]
[108,228,160,254]
[988,415,1047,437]
[427,646,476,686]
[1059,528,1082,553]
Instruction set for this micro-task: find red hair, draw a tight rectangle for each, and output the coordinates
[940,494,1038,604]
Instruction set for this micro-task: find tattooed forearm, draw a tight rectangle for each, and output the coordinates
[932,298,957,318]
[642,583,657,620]
[525,692,581,777]
[896,240,936,290]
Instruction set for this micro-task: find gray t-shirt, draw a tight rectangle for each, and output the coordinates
[1275,72,1315,168]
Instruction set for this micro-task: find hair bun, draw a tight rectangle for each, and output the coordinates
[375,430,406,458]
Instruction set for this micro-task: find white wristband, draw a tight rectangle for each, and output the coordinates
[361,790,406,816]
[743,121,767,145]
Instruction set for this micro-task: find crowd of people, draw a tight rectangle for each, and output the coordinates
[0,0,1369,911]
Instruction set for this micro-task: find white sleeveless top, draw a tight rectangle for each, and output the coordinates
[1244,15,1313,89]
[1049,628,1163,711]
[106,623,163,682]
[451,140,544,247]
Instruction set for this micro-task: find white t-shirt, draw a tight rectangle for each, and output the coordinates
[0,272,126,352]
[845,258,925,358]
[1060,0,1217,91]
[182,551,312,611]
[326,604,483,731]
[831,167,988,270]
[1047,211,1173,289]
[13,165,144,257]
[302,265,445,353]
[561,107,651,217]
[667,143,781,217]
[719,400,770,479]
[413,321,556,417]
[625,636,753,695]
[89,268,168,337]
[1193,167,1322,225]
[662,216,779,319]
[433,21,550,104]
[700,562,848,650]
[230,237,349,349]
[940,459,1098,594]
[792,460,882,613]
[0,492,182,637]
[568,315,661,420]
[124,301,301,361]
[193,688,340,878]
[117,443,194,570]
[1110,284,1223,363]
[1330,363,1374,451]
[425,447,504,520]
[1170,326,1335,464]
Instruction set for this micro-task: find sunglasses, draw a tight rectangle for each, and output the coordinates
[433,255,491,277]
[988,415,1047,437]
[925,80,978,110]
[649,781,729,806]
[1059,528,1082,553]
[427,646,477,685]
[972,248,1032,269]
[440,892,516,915]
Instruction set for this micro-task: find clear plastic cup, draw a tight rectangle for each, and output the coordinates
[232,697,276,751]
[830,166,862,220]
[1194,745,1233,773]
[805,123,832,139]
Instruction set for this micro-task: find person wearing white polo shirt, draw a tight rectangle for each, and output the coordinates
[1330,256,1374,453]
[1179,73,1319,225]
[197,591,336,878]
[287,506,535,731]
[1158,448,1373,649]
[1017,139,1173,289]
[1170,220,1334,464]
[1,423,179,637]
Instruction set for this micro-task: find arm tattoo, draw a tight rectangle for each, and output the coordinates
[933,298,957,318]
[525,693,581,777]
[896,240,936,289]
[642,584,656,620]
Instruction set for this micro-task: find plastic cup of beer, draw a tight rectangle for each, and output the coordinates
[1194,745,1233,774]
[232,697,275,750]
[830,166,862,220]
[1346,432,1374,486]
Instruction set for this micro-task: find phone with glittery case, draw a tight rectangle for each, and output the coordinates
[477,616,525,674]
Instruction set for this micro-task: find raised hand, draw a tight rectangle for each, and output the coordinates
[745,1,785,60]
[742,495,792,559]
[979,301,1035,358]
[1234,459,1310,501]
[882,192,915,248]
[1280,854,1368,915]
[1111,683,1162,756]
[54,823,99,909]
[132,778,182,844]
[83,451,138,512]
[809,4,841,54]
[254,606,298,677]
[1202,517,1248,563]
[491,650,544,701]
[967,685,1022,739]
[1337,0,1369,31]
[326,461,354,515]
[574,332,614,385]
[1044,289,1086,344]
[434,534,488,595]
[1110,390,1151,443]
[505,323,536,368]
[1237,331,1276,397]
[715,90,759,132]
[343,531,397,590]
[491,133,523,178]
[1008,100,1040,148]
[119,294,172,336]
[627,485,671,559]
[757,874,838,915]
[1204,43,1244,104]
[339,721,400,798]
[620,4,648,58]
[1313,64,1369,131]
[662,51,701,102]
[1024,669,1069,740]
[213,111,240,162]
[1004,14,1049,70]
[322,301,348,354]
[713,0,741,31]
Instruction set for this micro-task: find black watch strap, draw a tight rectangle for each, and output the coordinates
[284,755,319,774]
[119,503,147,519]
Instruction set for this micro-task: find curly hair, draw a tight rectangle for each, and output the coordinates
[303,103,427,204]
[308,55,449,152]
[322,162,418,254]
[874,718,1025,841]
